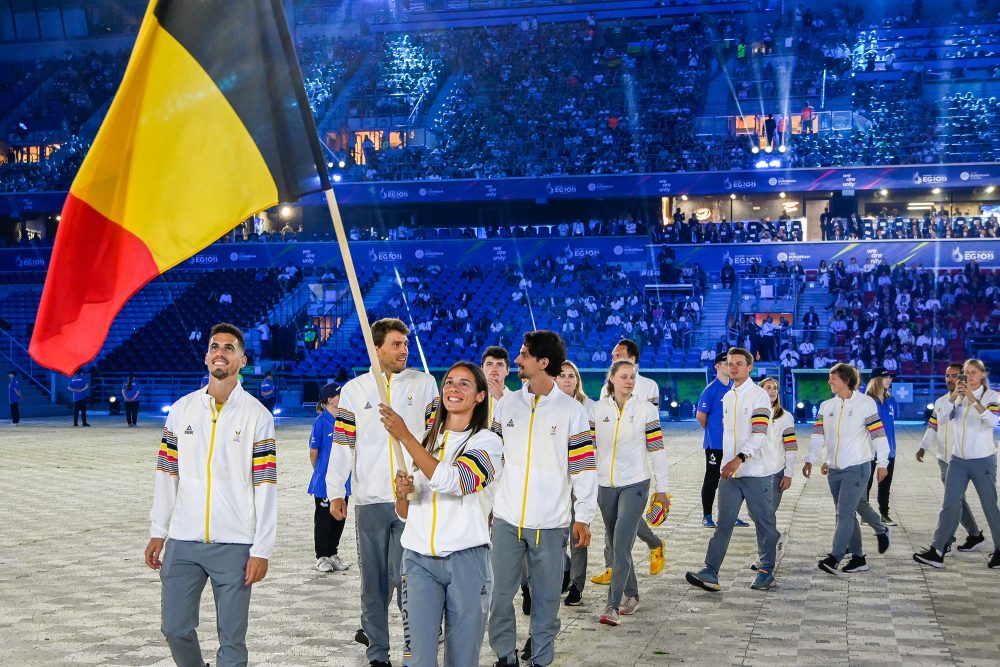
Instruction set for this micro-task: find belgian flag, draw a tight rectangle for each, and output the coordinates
[30,0,330,375]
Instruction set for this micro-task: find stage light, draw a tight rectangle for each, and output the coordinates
[755,159,769,168]
[768,159,780,167]
[932,187,941,194]
[764,145,773,154]
[730,193,737,200]
[327,161,334,169]
[987,186,996,194]
[274,407,282,416]
[779,192,786,198]
[332,174,342,182]
[161,405,171,413]
[279,205,292,219]
[55,215,61,221]
[751,146,760,154]
[777,144,787,153]
[681,194,688,201]
[108,395,120,416]
[879,188,888,196]
[339,160,346,168]
[668,400,680,421]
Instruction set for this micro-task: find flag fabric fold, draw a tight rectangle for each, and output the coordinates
[30,0,330,375]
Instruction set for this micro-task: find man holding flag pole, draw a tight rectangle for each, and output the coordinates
[25,1,415,665]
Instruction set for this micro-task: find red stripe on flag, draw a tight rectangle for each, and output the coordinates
[29,194,160,375]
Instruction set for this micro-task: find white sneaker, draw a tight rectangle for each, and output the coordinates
[316,557,335,572]
[619,595,641,615]
[329,555,351,571]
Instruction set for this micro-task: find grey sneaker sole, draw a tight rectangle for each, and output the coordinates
[913,553,945,569]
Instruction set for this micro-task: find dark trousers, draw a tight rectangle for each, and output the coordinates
[262,398,276,414]
[702,448,723,516]
[73,399,88,425]
[314,496,348,558]
[9,402,19,424]
[866,457,896,516]
[124,401,139,425]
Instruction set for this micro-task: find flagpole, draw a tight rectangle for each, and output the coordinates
[323,188,408,478]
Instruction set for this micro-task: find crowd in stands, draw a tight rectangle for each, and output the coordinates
[702,256,999,376]
[4,10,1000,187]
[347,33,445,119]
[299,36,367,119]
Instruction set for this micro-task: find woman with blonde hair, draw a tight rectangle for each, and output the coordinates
[593,360,669,625]
[915,359,1000,569]
[750,378,796,571]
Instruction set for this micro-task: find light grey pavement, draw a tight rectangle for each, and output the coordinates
[1,417,998,666]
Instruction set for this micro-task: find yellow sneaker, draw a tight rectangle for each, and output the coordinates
[590,567,613,585]
[650,545,665,576]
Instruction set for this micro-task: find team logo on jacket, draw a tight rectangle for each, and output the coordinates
[364,401,373,409]
[184,425,194,435]
[550,425,558,436]
[602,416,611,422]
[629,416,635,423]
[233,430,241,442]
[507,419,515,427]
[407,394,414,406]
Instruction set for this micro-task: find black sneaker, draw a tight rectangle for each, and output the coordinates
[493,657,518,667]
[354,628,369,646]
[561,568,571,593]
[521,585,531,615]
[880,514,897,526]
[563,584,582,606]
[841,555,870,573]
[818,554,839,575]
[989,550,1000,569]
[520,637,532,662]
[369,661,391,667]
[913,547,945,568]
[877,526,892,555]
[957,532,987,552]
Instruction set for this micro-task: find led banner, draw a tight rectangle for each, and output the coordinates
[3,164,997,213]
[2,238,998,273]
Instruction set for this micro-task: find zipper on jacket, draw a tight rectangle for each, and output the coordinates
[833,397,844,468]
[429,431,449,557]
[518,395,541,542]
[386,375,396,496]
[732,391,739,478]
[206,400,223,543]
[610,397,625,487]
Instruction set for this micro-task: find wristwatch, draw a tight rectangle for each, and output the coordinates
[737,452,748,462]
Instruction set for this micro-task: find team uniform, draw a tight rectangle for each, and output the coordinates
[592,394,667,615]
[399,428,503,667]
[919,392,981,545]
[806,392,889,567]
[150,382,277,667]
[700,380,776,581]
[308,408,350,567]
[122,380,141,426]
[488,385,597,667]
[925,386,1000,560]
[326,368,439,665]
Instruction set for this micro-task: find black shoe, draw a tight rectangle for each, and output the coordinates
[957,532,987,552]
[877,526,892,555]
[561,568,571,593]
[493,658,519,667]
[989,550,1000,569]
[818,554,839,575]
[520,637,532,662]
[880,514,897,526]
[913,547,945,568]
[564,584,582,606]
[354,628,369,646]
[369,661,391,667]
[521,585,531,615]
[841,555,869,573]
[82,423,91,427]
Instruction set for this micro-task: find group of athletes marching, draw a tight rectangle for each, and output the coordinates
[146,319,1000,667]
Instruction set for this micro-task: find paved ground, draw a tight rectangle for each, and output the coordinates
[1,416,999,667]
